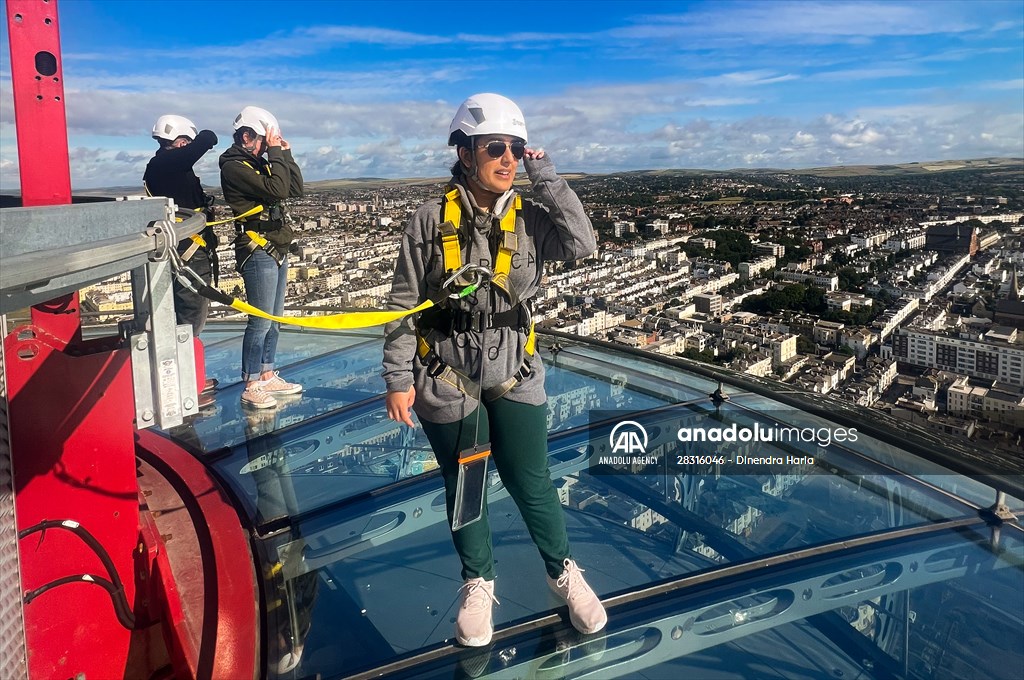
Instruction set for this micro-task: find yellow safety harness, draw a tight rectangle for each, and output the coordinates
[415,189,536,401]
[144,181,257,261]
[167,186,540,399]
[439,188,522,303]
[230,160,289,267]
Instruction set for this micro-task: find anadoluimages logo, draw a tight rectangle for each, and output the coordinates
[610,420,648,454]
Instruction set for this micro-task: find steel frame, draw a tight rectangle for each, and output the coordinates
[3,1,208,677]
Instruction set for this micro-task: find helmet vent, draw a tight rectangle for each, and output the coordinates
[468,107,486,124]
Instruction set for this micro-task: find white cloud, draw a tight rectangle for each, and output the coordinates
[791,131,817,146]
[700,70,800,87]
[626,1,987,44]
[1,2,1019,188]
[980,78,1024,91]
[3,82,1020,189]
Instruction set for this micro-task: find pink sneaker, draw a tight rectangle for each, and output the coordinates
[241,384,277,409]
[261,372,302,395]
[455,578,498,647]
[547,559,607,634]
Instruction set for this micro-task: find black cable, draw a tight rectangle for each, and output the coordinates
[18,519,137,629]
[22,573,136,630]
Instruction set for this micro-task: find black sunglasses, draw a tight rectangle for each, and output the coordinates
[481,140,526,160]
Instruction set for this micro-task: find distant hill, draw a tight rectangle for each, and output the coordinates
[742,157,1023,178]
[35,156,1020,195]
[302,157,1022,190]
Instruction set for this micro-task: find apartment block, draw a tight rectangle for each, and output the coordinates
[892,327,1024,387]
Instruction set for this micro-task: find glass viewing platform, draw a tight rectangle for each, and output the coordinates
[160,324,1023,679]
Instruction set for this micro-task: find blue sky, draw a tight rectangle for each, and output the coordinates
[1,0,1022,189]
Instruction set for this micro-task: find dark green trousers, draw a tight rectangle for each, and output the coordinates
[420,398,570,581]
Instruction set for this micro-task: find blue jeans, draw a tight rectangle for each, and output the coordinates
[240,250,289,381]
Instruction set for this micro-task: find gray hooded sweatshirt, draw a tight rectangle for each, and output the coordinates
[381,154,597,424]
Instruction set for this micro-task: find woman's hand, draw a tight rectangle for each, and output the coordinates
[523,147,545,161]
[265,126,283,148]
[385,387,417,427]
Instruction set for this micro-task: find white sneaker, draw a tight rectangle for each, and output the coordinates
[547,559,607,635]
[455,577,499,647]
[261,372,303,395]
[241,384,277,409]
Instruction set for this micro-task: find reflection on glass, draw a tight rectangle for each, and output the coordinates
[243,410,318,677]
[400,526,1024,680]
[173,327,1020,679]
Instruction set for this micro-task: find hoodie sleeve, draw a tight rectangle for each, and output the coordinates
[522,154,597,262]
[381,203,434,393]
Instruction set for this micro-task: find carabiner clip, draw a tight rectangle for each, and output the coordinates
[443,263,493,298]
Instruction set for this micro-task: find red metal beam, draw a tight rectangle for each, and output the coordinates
[6,3,141,677]
[6,0,81,340]
[7,326,139,678]
[7,0,71,206]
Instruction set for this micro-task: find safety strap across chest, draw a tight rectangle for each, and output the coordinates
[238,159,271,176]
[422,189,534,401]
[440,189,521,302]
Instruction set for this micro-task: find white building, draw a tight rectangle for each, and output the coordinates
[739,255,777,280]
[892,327,1024,387]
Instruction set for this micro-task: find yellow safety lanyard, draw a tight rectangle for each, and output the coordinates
[168,188,533,340]
[171,248,484,330]
[144,178,264,225]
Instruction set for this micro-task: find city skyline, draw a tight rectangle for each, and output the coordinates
[1,0,1022,189]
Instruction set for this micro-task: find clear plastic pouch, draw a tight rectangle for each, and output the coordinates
[452,445,491,531]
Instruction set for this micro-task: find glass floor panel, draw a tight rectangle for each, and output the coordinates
[158,325,1022,679]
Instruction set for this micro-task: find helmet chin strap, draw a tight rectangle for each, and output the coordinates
[466,139,480,182]
[243,133,264,156]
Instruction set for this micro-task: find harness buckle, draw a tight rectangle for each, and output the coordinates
[426,355,447,378]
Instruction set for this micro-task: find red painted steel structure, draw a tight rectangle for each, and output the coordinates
[6,1,139,676]
[137,430,260,679]
[5,1,257,677]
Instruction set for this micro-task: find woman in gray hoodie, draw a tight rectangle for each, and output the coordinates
[382,93,606,647]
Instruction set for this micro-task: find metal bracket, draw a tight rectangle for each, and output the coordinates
[980,491,1017,525]
[128,259,198,430]
[0,198,177,314]
[146,221,174,262]
[981,504,1017,525]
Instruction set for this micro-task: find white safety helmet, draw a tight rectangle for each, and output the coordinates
[448,93,527,145]
[233,106,279,136]
[152,114,198,142]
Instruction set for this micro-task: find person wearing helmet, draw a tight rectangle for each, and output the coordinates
[219,106,304,409]
[382,93,604,646]
[143,114,219,407]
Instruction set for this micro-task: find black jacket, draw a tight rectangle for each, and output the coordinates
[143,129,218,213]
[218,143,303,248]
